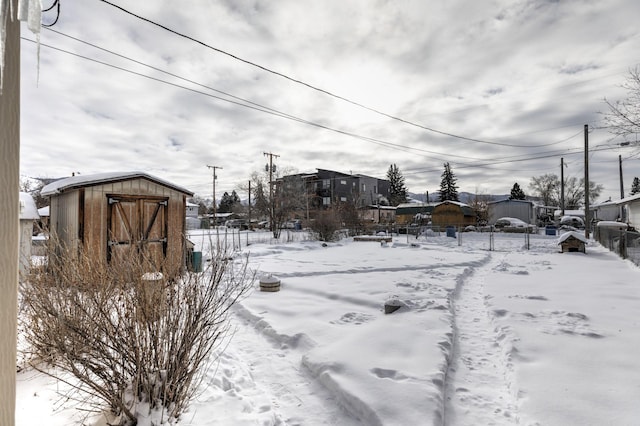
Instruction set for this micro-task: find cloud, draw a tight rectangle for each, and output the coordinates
[17,0,640,201]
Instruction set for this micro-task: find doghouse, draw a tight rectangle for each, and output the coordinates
[558,231,587,253]
[41,171,193,275]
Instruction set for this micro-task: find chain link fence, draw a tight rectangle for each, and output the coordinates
[594,223,640,266]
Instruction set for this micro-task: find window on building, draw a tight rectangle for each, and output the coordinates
[322,197,331,206]
[340,196,347,202]
[322,179,330,189]
[362,183,366,191]
[340,180,346,185]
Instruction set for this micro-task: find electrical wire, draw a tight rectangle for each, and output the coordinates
[26,34,560,166]
[95,0,587,149]
[22,36,632,176]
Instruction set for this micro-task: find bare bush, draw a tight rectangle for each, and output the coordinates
[20,244,254,425]
[310,209,341,242]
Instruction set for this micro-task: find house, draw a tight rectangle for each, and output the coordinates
[558,231,587,253]
[617,194,640,229]
[279,169,391,211]
[41,171,193,275]
[432,201,476,228]
[186,201,199,218]
[488,199,534,225]
[591,198,620,222]
[19,192,40,277]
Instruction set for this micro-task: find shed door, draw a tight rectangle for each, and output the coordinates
[107,195,168,270]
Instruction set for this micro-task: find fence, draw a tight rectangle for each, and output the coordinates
[188,228,314,254]
[594,225,640,266]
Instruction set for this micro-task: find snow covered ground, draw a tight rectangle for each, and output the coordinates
[16,230,640,425]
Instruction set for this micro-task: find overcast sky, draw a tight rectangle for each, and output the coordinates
[19,0,640,202]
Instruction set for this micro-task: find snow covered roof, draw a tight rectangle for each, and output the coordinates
[19,192,40,220]
[487,199,533,205]
[557,231,588,245]
[41,171,193,196]
[37,206,49,217]
[616,193,640,205]
[591,198,617,208]
[434,200,470,208]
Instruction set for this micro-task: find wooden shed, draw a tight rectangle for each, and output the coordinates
[41,172,193,275]
[432,201,476,228]
[558,231,587,253]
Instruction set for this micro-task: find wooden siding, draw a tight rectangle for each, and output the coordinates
[432,203,476,227]
[49,177,187,275]
[50,190,80,254]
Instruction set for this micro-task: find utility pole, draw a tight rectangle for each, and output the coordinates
[0,1,20,424]
[619,154,625,222]
[584,125,590,239]
[206,165,222,227]
[619,155,624,199]
[560,157,565,216]
[248,180,252,230]
[263,152,279,232]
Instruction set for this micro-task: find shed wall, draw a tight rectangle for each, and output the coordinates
[432,204,475,227]
[50,190,80,253]
[628,201,640,229]
[488,202,533,224]
[50,177,187,274]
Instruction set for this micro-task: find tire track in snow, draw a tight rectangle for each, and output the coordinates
[444,253,520,426]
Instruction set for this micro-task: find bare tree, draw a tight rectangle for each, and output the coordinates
[20,243,254,425]
[530,173,602,208]
[469,188,492,225]
[603,66,640,140]
[529,174,558,206]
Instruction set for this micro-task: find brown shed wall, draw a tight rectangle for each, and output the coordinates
[432,204,476,228]
[50,177,188,274]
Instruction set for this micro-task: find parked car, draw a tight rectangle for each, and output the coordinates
[560,216,584,229]
[224,219,249,230]
[494,217,536,233]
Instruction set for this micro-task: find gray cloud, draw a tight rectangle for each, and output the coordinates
[18,0,640,201]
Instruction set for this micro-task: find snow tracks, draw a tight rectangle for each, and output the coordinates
[444,253,520,425]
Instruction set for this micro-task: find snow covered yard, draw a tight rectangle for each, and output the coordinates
[16,231,640,425]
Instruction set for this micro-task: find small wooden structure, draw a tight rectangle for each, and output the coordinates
[558,231,587,253]
[432,201,476,228]
[41,172,193,275]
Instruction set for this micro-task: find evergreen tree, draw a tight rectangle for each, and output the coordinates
[218,190,241,213]
[439,162,459,202]
[386,163,408,206]
[509,182,526,200]
[630,177,640,196]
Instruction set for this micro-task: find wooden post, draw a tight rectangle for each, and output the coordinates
[0,1,20,424]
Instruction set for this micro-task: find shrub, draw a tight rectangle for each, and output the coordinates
[310,209,341,242]
[20,244,254,424]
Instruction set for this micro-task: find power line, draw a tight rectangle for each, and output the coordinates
[22,36,549,166]
[22,36,621,175]
[95,0,581,149]
[28,32,590,160]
